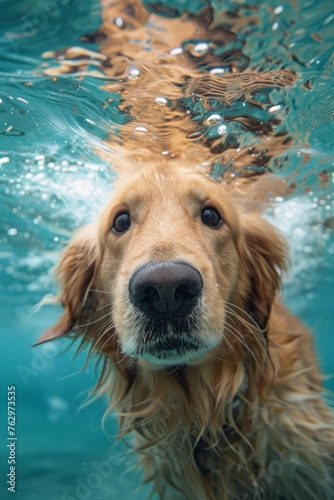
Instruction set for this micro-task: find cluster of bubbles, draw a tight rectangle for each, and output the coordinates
[0,152,114,295]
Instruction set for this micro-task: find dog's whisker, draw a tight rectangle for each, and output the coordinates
[94,320,114,344]
[88,288,113,295]
[221,323,262,369]
[95,316,115,335]
[224,304,267,354]
[85,319,118,366]
[224,301,263,332]
[76,309,113,329]
[223,310,264,354]
[96,302,114,312]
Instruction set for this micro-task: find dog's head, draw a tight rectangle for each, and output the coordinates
[39,164,287,369]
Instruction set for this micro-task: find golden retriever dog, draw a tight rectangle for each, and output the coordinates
[39,0,334,498]
[39,161,334,499]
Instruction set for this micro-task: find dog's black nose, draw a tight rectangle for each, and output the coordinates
[129,261,203,318]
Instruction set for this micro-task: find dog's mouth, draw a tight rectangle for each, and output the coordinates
[137,320,201,356]
[131,313,210,366]
[136,338,207,366]
[119,298,213,367]
[138,338,202,362]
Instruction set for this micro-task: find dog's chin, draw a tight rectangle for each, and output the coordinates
[135,346,210,368]
[121,334,214,369]
[119,310,216,368]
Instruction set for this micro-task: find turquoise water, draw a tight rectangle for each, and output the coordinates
[0,0,333,499]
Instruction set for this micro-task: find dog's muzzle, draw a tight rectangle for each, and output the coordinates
[129,261,203,318]
[127,261,207,363]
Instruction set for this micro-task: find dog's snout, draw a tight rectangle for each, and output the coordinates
[129,261,203,318]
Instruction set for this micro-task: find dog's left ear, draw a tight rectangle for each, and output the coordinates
[238,214,288,331]
[35,224,100,345]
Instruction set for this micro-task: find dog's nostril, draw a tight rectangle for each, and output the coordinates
[129,261,203,318]
[175,282,200,300]
[140,285,159,304]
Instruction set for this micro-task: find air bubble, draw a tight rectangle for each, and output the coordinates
[155,97,168,105]
[134,126,148,134]
[192,42,210,57]
[210,68,226,75]
[170,48,183,56]
[7,228,18,236]
[269,105,281,113]
[218,124,227,135]
[205,114,221,126]
[274,6,284,14]
[114,17,125,28]
[128,67,141,79]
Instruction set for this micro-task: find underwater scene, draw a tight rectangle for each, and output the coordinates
[0,0,333,498]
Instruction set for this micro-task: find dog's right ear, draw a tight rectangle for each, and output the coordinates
[35,224,100,345]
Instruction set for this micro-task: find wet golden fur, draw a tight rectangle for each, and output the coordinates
[40,162,334,499]
[40,0,334,498]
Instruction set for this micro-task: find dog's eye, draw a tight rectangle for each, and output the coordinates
[201,207,223,228]
[112,212,131,234]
